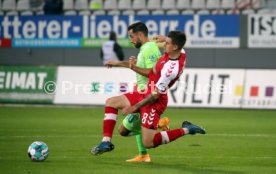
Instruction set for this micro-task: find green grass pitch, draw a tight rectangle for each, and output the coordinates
[0,106,276,174]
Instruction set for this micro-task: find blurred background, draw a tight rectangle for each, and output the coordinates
[1,2,276,173]
[0,0,276,109]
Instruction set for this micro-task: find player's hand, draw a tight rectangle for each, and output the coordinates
[152,35,166,43]
[104,60,117,68]
[122,105,138,116]
[128,56,136,69]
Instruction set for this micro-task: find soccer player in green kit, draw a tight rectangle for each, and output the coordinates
[101,22,169,162]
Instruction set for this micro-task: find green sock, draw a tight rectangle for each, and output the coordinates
[136,134,147,155]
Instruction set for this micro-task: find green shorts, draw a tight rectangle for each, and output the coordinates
[123,113,142,135]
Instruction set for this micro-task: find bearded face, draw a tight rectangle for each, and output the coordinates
[134,39,142,48]
[128,30,143,49]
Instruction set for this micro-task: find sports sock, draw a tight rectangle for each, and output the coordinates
[153,128,186,147]
[136,134,147,155]
[102,106,118,142]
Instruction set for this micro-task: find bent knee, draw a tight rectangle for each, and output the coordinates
[118,124,130,136]
[105,97,114,106]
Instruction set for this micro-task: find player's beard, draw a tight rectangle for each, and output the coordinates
[134,39,142,48]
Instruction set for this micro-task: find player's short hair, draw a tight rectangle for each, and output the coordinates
[109,31,117,41]
[168,31,186,51]
[128,22,148,37]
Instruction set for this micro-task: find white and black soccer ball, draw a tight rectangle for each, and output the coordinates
[27,141,49,161]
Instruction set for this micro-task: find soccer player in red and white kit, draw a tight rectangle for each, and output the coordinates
[91,31,205,155]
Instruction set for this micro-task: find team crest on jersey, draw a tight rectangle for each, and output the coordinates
[150,55,156,62]
[157,83,167,93]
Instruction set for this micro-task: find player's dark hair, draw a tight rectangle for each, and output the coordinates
[168,31,186,51]
[109,31,117,41]
[128,22,148,37]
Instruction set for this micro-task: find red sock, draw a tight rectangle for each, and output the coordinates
[103,106,118,139]
[153,128,185,147]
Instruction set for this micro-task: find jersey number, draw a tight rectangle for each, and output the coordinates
[141,113,148,124]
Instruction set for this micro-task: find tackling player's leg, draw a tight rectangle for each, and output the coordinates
[139,106,205,149]
[119,113,142,136]
[119,114,170,162]
[91,92,205,156]
[142,120,206,148]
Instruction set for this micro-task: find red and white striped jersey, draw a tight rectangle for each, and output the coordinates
[147,49,186,94]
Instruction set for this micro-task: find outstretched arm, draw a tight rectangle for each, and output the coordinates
[149,35,166,48]
[151,35,166,43]
[106,56,153,77]
[105,56,137,68]
[105,60,129,68]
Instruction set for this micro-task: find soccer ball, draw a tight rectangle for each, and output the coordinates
[27,141,49,161]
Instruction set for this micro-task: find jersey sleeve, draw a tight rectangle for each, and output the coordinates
[155,75,172,93]
[155,61,179,93]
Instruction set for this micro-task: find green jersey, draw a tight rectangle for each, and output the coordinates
[123,43,161,135]
[136,42,161,91]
